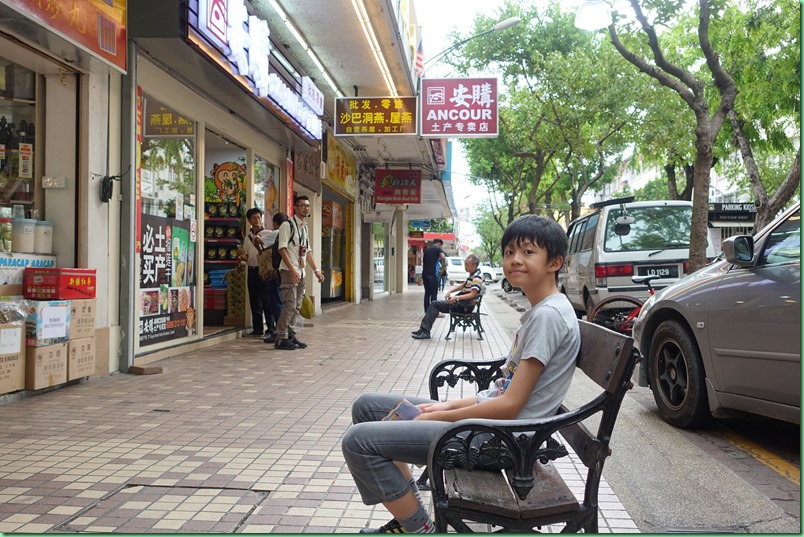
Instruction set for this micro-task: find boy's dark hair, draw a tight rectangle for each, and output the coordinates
[246,208,263,219]
[501,216,568,278]
[273,212,289,226]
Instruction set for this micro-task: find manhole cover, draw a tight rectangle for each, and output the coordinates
[55,485,267,533]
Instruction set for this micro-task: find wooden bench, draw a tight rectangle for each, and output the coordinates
[444,288,486,340]
[424,320,639,533]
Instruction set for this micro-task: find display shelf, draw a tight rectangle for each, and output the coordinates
[204,238,239,244]
[204,259,238,263]
[0,199,33,205]
[0,97,35,105]
[205,217,241,223]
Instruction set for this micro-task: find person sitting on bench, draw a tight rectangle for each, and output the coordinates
[342,216,580,534]
[411,255,483,340]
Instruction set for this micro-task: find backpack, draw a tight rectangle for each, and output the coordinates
[271,220,296,270]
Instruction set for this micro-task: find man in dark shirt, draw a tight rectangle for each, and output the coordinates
[421,238,446,312]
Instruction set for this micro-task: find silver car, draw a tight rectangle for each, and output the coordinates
[633,202,800,428]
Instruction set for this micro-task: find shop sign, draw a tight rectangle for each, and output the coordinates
[409,230,424,239]
[4,0,127,73]
[139,214,197,346]
[144,96,194,137]
[301,77,324,116]
[375,169,421,204]
[420,77,498,137]
[409,219,431,229]
[322,201,344,229]
[334,97,417,136]
[430,138,446,169]
[293,149,322,192]
[190,0,322,140]
[325,135,357,197]
[708,202,757,222]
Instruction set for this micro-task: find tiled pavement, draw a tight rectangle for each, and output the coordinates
[0,288,639,533]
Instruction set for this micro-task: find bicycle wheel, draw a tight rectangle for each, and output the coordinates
[589,295,643,335]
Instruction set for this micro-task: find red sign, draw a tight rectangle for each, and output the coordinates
[420,77,498,138]
[4,0,127,73]
[374,169,421,204]
[334,97,418,136]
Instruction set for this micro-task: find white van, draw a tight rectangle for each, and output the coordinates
[444,256,469,284]
[559,197,717,317]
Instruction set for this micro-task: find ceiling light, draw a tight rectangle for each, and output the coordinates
[350,0,398,97]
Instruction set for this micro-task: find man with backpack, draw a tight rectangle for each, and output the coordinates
[271,195,325,350]
[242,210,288,341]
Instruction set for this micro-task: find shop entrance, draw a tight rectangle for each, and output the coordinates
[202,130,246,336]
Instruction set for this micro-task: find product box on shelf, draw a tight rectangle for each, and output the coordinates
[67,336,95,381]
[25,299,71,346]
[25,342,68,390]
[69,299,96,339]
[0,254,57,297]
[23,268,97,300]
[0,323,26,394]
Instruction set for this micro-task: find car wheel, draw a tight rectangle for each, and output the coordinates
[483,272,492,282]
[648,320,712,428]
[584,294,595,319]
[501,278,513,293]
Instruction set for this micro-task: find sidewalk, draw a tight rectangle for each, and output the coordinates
[0,288,638,533]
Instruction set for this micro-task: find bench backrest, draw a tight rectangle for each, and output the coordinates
[576,320,634,393]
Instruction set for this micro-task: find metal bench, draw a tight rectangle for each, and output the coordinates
[444,288,486,340]
[424,320,639,532]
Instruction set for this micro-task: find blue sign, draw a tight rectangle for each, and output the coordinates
[410,219,431,229]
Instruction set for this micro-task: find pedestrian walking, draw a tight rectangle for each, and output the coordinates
[420,238,446,312]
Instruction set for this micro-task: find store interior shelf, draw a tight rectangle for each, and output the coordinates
[205,217,241,223]
[204,238,240,244]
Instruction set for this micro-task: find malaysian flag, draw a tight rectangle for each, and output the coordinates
[415,38,425,78]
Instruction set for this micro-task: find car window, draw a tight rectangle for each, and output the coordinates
[604,205,692,252]
[579,213,599,251]
[758,209,800,266]
[568,219,585,254]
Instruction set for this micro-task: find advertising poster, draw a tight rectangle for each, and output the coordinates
[139,214,196,346]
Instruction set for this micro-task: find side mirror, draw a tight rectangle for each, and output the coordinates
[723,235,754,267]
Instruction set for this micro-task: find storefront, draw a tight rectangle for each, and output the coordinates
[127,1,323,365]
[0,1,126,395]
[322,134,358,303]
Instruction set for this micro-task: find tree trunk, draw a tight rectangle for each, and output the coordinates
[689,129,714,273]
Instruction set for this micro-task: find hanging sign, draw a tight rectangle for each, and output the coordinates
[3,0,127,72]
[334,97,418,136]
[374,169,421,204]
[420,77,499,137]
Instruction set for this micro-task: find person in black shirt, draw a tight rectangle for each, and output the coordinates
[420,238,446,312]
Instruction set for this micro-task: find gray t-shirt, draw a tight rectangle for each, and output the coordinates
[477,293,580,419]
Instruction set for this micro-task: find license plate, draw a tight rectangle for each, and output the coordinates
[636,265,678,278]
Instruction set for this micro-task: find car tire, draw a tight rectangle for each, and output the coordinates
[584,294,595,319]
[501,278,513,293]
[483,272,492,282]
[648,320,712,428]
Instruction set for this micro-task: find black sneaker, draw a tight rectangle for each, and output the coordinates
[412,331,431,340]
[291,337,307,349]
[411,328,424,335]
[359,519,404,534]
[263,333,277,344]
[248,331,264,336]
[275,338,296,350]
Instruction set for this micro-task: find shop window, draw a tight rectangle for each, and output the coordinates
[0,58,37,217]
[136,92,198,348]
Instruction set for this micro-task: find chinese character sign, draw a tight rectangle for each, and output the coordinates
[420,78,499,137]
[334,97,418,136]
[374,169,421,204]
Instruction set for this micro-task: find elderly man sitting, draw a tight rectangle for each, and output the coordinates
[411,254,484,340]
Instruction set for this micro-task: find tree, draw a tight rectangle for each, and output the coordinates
[602,0,799,270]
[471,204,505,263]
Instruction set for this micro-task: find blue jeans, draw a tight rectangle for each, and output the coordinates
[342,393,446,506]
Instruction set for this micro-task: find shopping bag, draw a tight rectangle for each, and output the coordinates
[300,294,314,319]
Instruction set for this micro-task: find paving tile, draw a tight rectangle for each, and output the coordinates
[0,290,638,533]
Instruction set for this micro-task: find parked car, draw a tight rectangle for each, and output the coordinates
[444,256,469,284]
[559,197,718,318]
[478,263,503,283]
[633,202,800,428]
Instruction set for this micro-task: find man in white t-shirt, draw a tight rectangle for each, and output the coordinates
[274,195,325,350]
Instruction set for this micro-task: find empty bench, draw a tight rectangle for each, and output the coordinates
[424,320,639,533]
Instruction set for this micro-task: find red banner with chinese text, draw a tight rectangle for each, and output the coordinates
[5,0,127,72]
[374,169,421,204]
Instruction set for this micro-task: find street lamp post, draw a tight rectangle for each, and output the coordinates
[422,16,521,77]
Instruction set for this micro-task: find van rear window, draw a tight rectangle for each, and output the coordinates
[604,206,692,252]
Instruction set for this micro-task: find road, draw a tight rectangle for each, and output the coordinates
[494,285,801,533]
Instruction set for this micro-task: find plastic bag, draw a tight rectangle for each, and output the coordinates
[300,294,314,319]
